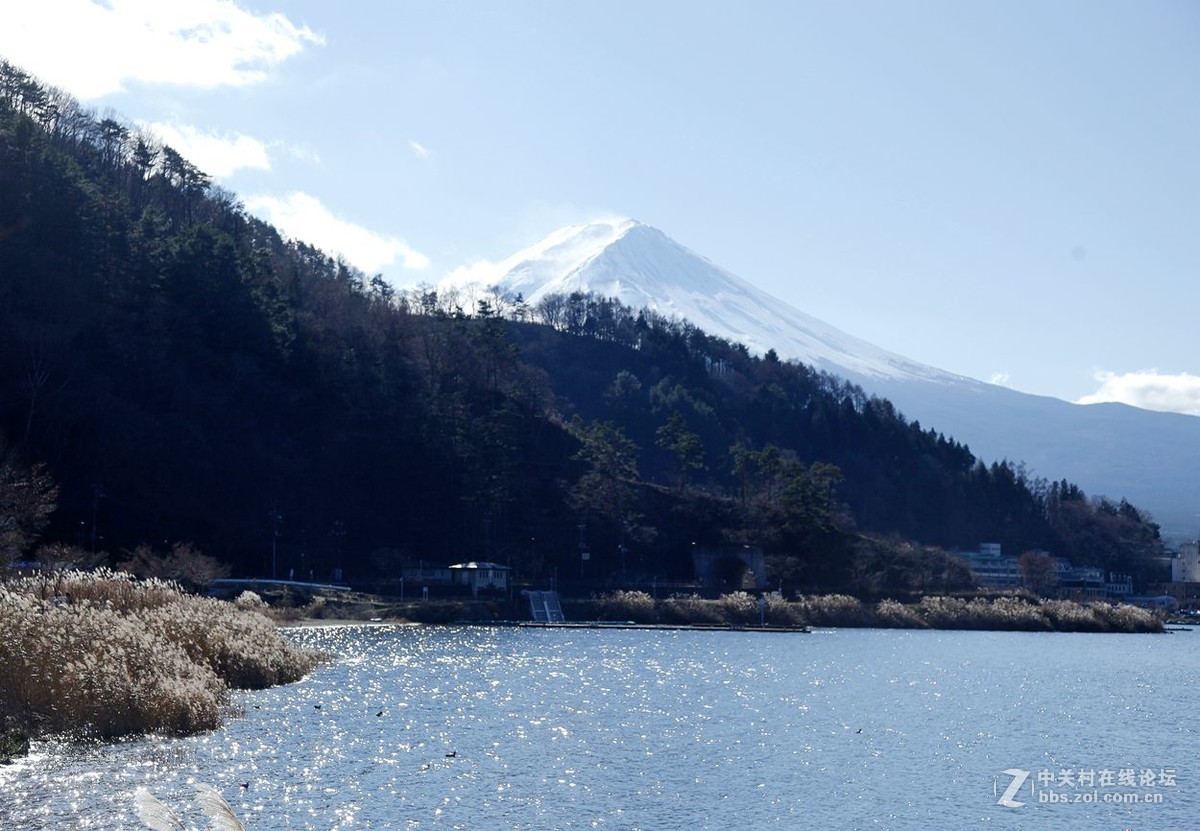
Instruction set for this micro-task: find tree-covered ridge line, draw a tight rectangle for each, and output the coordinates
[0,58,1165,595]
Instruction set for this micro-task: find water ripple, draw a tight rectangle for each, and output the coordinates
[2,626,1195,829]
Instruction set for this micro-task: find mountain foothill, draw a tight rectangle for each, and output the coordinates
[0,60,1168,597]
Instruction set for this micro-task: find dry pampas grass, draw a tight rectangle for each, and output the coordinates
[574,588,1162,633]
[0,569,326,740]
[134,784,246,831]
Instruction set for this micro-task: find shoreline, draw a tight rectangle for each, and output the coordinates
[281,618,411,628]
[246,585,1167,635]
[276,591,1164,634]
[279,611,1165,635]
[282,618,810,633]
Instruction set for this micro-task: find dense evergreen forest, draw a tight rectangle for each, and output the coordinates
[0,60,1166,595]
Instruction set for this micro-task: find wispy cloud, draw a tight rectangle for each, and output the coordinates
[0,0,323,99]
[244,191,430,274]
[408,140,432,159]
[438,258,507,292]
[989,372,1012,388]
[142,121,269,178]
[281,143,322,165]
[1077,369,1200,417]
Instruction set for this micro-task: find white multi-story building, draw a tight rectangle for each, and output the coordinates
[952,544,1133,599]
[953,544,1021,589]
[1172,541,1200,583]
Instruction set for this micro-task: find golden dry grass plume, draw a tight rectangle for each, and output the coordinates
[0,568,326,741]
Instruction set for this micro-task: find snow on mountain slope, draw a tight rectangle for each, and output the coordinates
[439,219,1200,540]
[442,219,959,384]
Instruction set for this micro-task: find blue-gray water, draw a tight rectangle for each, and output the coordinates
[1,625,1194,830]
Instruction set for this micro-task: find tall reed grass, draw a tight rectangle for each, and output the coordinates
[874,598,928,628]
[659,593,732,625]
[588,589,658,623]
[793,594,871,627]
[0,569,326,741]
[579,589,1162,633]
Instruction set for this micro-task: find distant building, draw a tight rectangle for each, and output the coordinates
[449,561,511,597]
[952,544,1021,589]
[1171,542,1200,583]
[398,561,453,585]
[951,544,1132,600]
[1125,594,1179,611]
[1105,572,1133,599]
[1056,563,1106,601]
[1147,580,1200,610]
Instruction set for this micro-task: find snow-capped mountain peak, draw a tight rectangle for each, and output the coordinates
[440,218,636,298]
[438,219,960,384]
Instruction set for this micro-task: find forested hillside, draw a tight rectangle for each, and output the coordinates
[0,60,1165,594]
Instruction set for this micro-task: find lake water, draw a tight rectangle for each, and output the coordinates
[1,624,1195,830]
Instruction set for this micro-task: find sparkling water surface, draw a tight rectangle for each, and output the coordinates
[1,625,1194,830]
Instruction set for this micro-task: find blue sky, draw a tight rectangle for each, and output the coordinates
[3,1,1198,412]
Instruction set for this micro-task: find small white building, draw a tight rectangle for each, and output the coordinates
[449,561,511,597]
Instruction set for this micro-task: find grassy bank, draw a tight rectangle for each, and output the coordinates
[266,587,1163,634]
[0,569,326,749]
[568,590,1164,633]
[267,592,513,625]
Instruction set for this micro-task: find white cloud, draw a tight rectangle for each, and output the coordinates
[142,121,269,178]
[244,192,430,274]
[1077,369,1200,417]
[281,144,322,165]
[989,372,1012,388]
[0,0,323,99]
[408,140,432,159]
[439,258,507,291]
